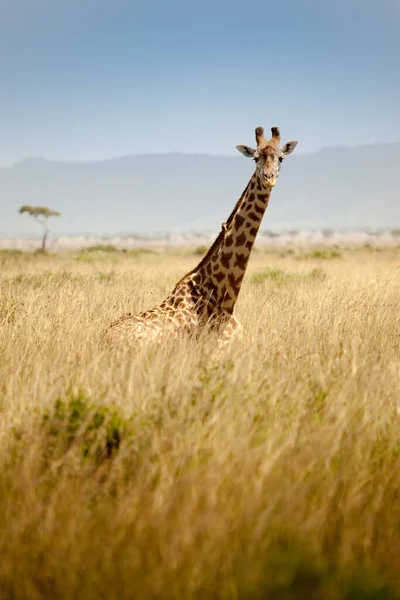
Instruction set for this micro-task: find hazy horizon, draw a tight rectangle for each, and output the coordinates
[2,144,400,237]
[4,139,400,169]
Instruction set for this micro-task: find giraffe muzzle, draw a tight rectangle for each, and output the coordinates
[264,173,277,187]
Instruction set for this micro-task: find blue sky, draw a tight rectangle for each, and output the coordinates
[1,0,399,166]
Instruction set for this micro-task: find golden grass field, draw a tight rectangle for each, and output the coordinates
[1,243,400,599]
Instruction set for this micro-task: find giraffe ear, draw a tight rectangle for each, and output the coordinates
[236,145,257,158]
[281,141,298,156]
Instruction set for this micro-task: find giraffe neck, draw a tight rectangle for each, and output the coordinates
[191,172,273,313]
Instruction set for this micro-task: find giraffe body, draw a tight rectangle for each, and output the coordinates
[107,126,297,345]
[107,271,241,344]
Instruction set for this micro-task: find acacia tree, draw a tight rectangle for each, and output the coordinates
[18,205,61,250]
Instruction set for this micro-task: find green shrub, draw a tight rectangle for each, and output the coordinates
[236,542,400,600]
[251,267,326,284]
[42,392,123,463]
[192,245,208,256]
[85,244,119,253]
[127,247,157,257]
[0,248,23,256]
[297,247,341,260]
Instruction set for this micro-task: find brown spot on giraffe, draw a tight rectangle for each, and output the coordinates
[228,273,237,288]
[228,273,242,297]
[248,212,258,221]
[236,232,246,246]
[224,235,234,247]
[234,214,245,229]
[221,252,233,270]
[234,253,247,270]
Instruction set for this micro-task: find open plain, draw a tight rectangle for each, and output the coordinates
[1,243,400,599]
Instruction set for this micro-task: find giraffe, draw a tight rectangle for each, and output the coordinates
[106,126,298,345]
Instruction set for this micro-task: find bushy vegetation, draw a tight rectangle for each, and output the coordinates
[193,245,209,255]
[76,245,157,261]
[297,247,342,260]
[251,266,326,284]
[0,248,23,256]
[85,243,120,252]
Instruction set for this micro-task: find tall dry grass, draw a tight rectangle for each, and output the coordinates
[0,245,400,599]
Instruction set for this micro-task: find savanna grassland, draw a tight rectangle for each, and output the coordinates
[1,243,400,599]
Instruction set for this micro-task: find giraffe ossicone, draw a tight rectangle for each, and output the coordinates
[107,126,298,345]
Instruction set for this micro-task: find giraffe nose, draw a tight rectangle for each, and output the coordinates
[264,172,274,180]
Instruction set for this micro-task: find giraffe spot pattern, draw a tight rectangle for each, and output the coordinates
[233,253,247,270]
[221,252,233,269]
[227,274,241,297]
[224,235,234,247]
[234,214,245,229]
[236,232,246,246]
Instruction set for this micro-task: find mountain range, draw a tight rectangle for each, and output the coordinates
[1,143,399,236]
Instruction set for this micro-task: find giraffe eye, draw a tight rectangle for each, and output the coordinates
[278,156,283,163]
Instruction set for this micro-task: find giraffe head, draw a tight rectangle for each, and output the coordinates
[236,126,298,188]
